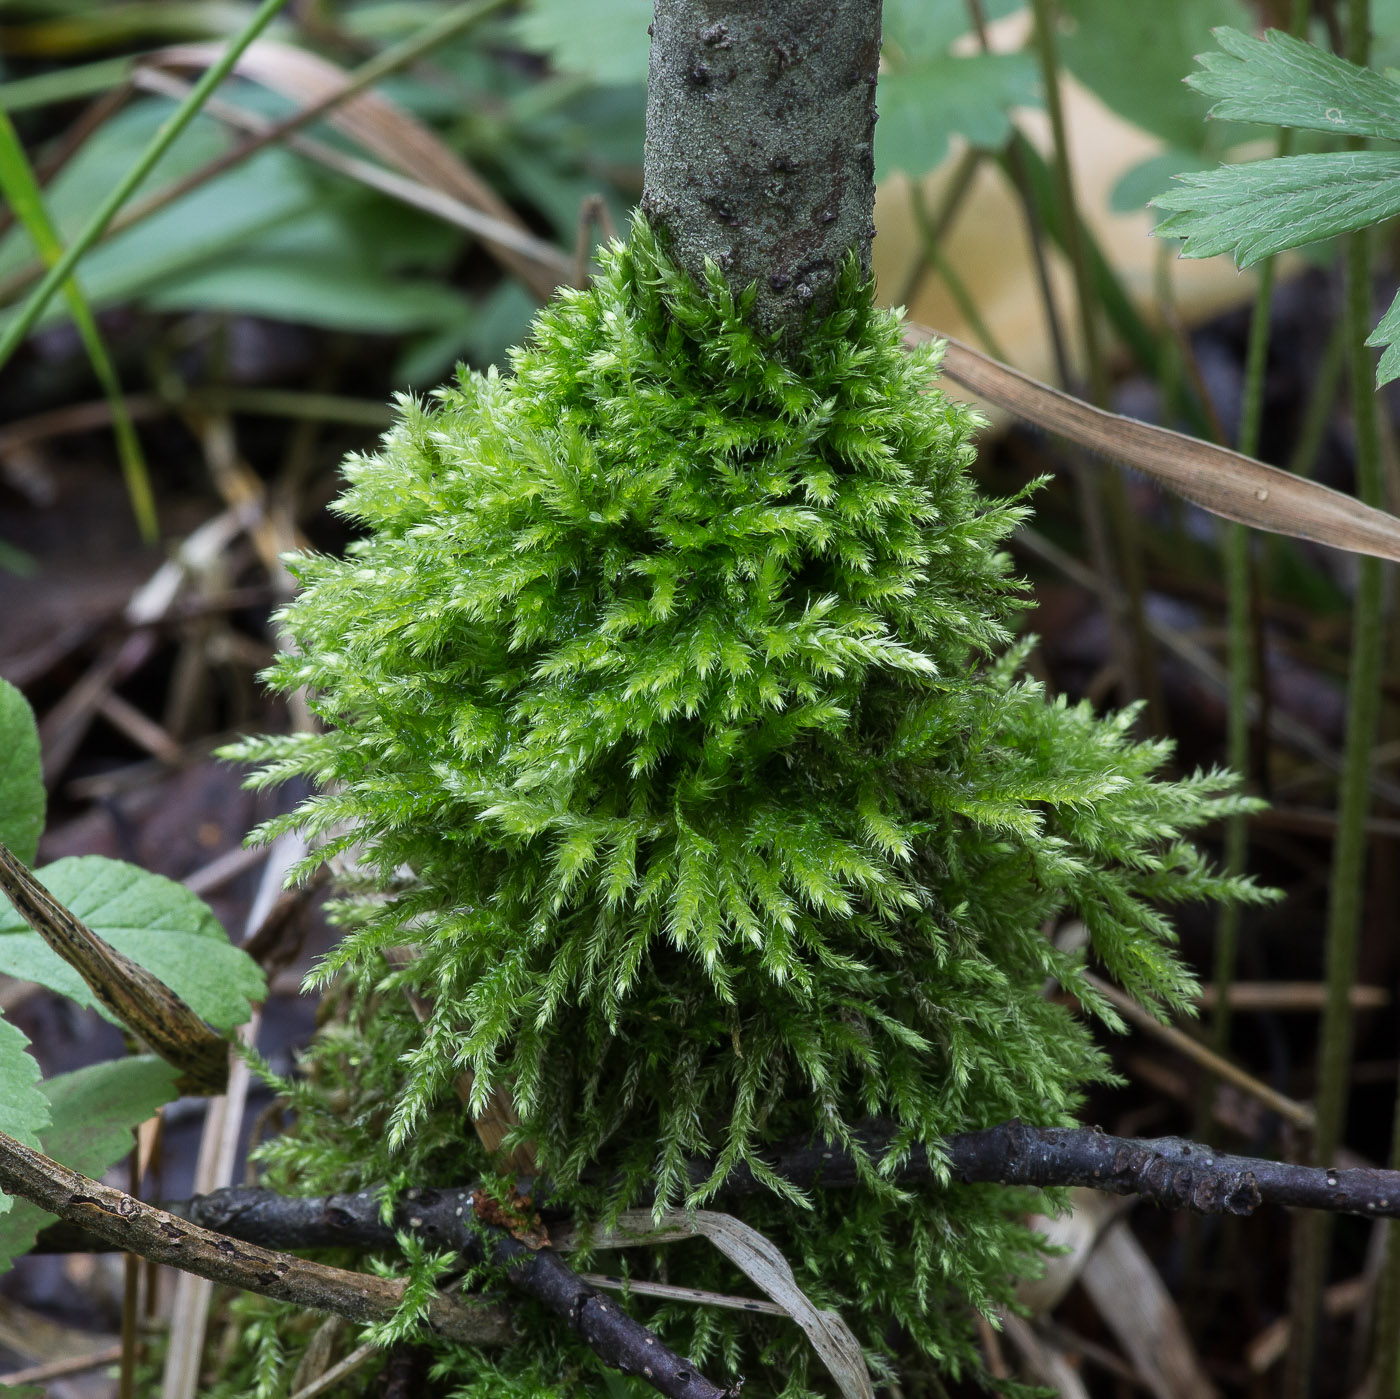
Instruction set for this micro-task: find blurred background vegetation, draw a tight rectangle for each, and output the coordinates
[3,2,1400,1396]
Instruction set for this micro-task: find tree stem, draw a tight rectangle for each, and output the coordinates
[641,0,882,346]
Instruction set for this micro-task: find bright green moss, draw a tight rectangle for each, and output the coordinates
[230,218,1269,1393]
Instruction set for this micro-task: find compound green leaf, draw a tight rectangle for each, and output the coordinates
[1366,286,1400,386]
[1153,151,1400,266]
[0,1055,178,1273]
[0,1018,48,1217]
[877,51,1040,179]
[1187,26,1400,141]
[0,679,43,869]
[1060,0,1255,152]
[0,856,264,1033]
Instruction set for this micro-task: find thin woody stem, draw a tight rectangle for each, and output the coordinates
[0,1129,730,1399]
[29,1122,1400,1254]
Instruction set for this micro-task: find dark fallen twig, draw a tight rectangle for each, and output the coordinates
[23,1119,1399,1398]
[35,1119,1400,1259]
[186,1183,734,1398]
[695,1119,1396,1219]
[2,1132,732,1399]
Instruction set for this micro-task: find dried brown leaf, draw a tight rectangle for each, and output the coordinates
[909,328,1400,565]
[150,41,564,299]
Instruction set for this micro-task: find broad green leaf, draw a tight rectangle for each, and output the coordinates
[1153,151,1400,266]
[883,0,1025,65]
[1188,27,1400,141]
[1111,149,1216,215]
[514,0,650,85]
[0,1056,178,1273]
[1059,0,1255,153]
[148,251,476,335]
[1366,287,1400,386]
[0,680,43,869]
[877,52,1040,179]
[0,98,471,343]
[0,1019,48,1217]
[0,856,264,1033]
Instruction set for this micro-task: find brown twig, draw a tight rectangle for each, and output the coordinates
[0,840,229,1093]
[6,1137,733,1399]
[27,1117,1400,1394]
[35,1120,1400,1251]
[0,1344,126,1388]
[0,1128,509,1346]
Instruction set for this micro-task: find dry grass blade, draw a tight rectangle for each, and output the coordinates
[1081,968,1316,1131]
[1079,1219,1220,1399]
[132,67,570,278]
[0,841,228,1093]
[590,1210,875,1399]
[999,1313,1093,1399]
[576,1273,787,1317]
[287,1340,378,1399]
[909,327,1400,564]
[150,40,568,299]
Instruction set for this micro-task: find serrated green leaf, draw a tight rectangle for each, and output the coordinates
[0,1018,48,1217]
[1187,26,1400,140]
[0,1055,178,1273]
[0,680,43,869]
[1366,286,1400,386]
[1060,0,1255,153]
[513,0,650,85]
[1153,151,1400,266]
[0,856,264,1032]
[877,52,1040,179]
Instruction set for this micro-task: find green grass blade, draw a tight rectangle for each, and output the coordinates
[0,109,157,541]
[0,55,133,113]
[0,0,292,375]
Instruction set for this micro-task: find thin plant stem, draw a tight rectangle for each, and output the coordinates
[891,146,983,309]
[1286,311,1348,480]
[1027,0,1163,730]
[0,0,294,373]
[0,108,157,541]
[1289,2,1387,1391]
[963,1,1073,392]
[1206,0,1308,1114]
[906,185,1008,362]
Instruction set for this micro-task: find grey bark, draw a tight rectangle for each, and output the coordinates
[642,0,882,347]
